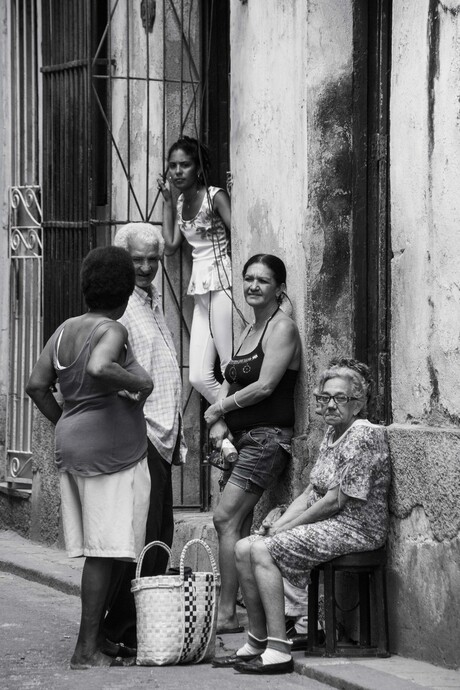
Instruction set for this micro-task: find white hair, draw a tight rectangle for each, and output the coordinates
[114,222,165,258]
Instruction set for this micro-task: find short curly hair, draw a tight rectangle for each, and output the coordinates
[317,357,374,419]
[81,246,135,310]
[114,222,165,257]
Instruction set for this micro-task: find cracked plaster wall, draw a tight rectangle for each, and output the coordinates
[230,0,354,498]
[389,1,460,668]
[391,0,460,426]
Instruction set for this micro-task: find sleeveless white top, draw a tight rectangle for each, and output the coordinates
[177,186,232,295]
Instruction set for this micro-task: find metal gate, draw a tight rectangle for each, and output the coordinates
[5,0,41,495]
[38,0,229,508]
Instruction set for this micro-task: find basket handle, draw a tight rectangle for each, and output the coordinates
[135,540,172,580]
[179,538,219,579]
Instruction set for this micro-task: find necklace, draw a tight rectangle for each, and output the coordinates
[247,306,280,336]
[233,306,280,357]
[183,186,200,210]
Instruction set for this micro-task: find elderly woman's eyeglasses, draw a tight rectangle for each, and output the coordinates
[314,393,359,406]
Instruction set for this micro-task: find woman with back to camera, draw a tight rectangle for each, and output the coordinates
[26,246,153,669]
[204,254,301,634]
[211,358,391,674]
[158,136,232,403]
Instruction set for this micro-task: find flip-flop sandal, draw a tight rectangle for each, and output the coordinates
[216,625,245,635]
[70,656,136,670]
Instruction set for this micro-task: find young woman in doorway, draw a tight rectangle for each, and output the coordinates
[158,136,232,404]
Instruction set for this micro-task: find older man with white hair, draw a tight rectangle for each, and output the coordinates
[103,222,186,652]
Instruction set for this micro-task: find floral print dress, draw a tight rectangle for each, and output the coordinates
[177,186,232,295]
[264,419,391,588]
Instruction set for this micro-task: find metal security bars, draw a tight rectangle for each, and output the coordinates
[41,0,100,342]
[6,187,42,494]
[88,0,205,508]
[38,0,227,509]
[5,0,41,495]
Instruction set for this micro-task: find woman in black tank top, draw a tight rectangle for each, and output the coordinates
[204,254,301,635]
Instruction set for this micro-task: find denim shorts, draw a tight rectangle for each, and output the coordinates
[224,426,293,496]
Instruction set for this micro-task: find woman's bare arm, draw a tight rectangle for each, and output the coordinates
[157,178,183,254]
[268,485,350,534]
[213,189,231,230]
[87,322,153,400]
[204,319,300,425]
[26,339,62,425]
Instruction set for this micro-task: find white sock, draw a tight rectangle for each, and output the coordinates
[236,632,267,657]
[236,643,260,657]
[260,648,291,665]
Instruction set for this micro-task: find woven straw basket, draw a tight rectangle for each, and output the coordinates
[132,538,219,666]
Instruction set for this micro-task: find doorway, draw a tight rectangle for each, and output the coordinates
[353,0,392,424]
[39,0,231,509]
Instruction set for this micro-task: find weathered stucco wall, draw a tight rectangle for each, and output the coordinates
[230,0,354,499]
[304,0,354,473]
[388,426,460,667]
[391,0,460,426]
[389,0,460,668]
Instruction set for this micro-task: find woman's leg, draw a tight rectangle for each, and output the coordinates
[234,539,293,672]
[71,557,114,669]
[213,483,261,630]
[189,293,220,403]
[234,537,267,639]
[249,540,288,641]
[209,289,233,376]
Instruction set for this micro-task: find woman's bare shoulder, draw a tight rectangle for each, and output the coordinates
[269,313,300,339]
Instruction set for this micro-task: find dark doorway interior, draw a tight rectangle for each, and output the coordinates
[202,0,230,190]
[353,0,392,424]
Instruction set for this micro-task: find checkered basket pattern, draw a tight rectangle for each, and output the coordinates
[179,540,219,664]
[131,539,219,666]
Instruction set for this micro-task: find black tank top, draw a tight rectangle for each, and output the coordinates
[224,312,298,434]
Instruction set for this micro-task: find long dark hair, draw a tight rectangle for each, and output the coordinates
[167,136,211,183]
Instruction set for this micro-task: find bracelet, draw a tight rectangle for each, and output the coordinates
[233,392,243,409]
[219,398,225,415]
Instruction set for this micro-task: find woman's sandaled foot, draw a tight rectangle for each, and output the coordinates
[216,615,244,635]
[216,624,245,634]
[70,650,136,670]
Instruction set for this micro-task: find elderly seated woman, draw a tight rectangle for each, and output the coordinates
[212,358,390,675]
